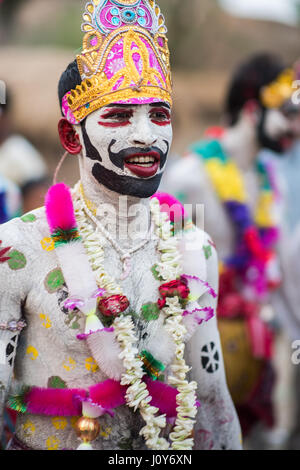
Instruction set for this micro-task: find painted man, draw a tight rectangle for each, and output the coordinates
[163,53,300,443]
[0,0,241,451]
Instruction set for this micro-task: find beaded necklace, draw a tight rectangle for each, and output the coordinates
[79,183,154,280]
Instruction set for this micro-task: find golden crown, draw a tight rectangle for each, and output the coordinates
[261,68,295,109]
[62,0,172,124]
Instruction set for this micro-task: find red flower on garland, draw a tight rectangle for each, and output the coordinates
[157,298,166,310]
[99,295,129,317]
[159,278,190,300]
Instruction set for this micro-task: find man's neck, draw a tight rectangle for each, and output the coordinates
[80,170,151,249]
[221,114,260,171]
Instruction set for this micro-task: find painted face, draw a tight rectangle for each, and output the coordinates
[76,102,172,198]
[258,104,300,153]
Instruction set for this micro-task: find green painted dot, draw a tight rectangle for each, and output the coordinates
[7,250,27,270]
[65,311,81,330]
[203,245,212,260]
[21,213,36,223]
[45,268,65,294]
[151,264,163,281]
[141,302,160,322]
[47,376,67,389]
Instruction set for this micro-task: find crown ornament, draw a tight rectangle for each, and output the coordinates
[62,0,172,124]
[261,68,295,109]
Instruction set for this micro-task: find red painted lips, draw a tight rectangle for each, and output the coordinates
[124,151,161,178]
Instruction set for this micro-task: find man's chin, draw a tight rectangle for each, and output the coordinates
[92,162,163,198]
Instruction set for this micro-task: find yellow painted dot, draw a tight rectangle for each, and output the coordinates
[23,420,35,436]
[85,357,99,373]
[39,313,52,329]
[62,357,76,371]
[46,436,60,450]
[41,237,55,252]
[100,426,112,438]
[26,345,39,361]
[52,417,68,431]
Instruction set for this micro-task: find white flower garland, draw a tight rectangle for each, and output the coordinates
[72,183,198,450]
[150,198,198,450]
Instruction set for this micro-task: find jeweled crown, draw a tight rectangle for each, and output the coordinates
[62,0,172,124]
[260,68,295,109]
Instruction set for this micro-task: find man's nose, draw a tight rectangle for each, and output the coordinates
[128,117,157,147]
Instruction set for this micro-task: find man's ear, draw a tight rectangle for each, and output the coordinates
[242,100,261,124]
[58,118,82,155]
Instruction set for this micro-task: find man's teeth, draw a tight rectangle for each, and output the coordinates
[126,156,156,166]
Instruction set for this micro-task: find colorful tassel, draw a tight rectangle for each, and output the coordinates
[45,183,77,233]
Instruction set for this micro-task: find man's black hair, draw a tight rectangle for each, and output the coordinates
[58,59,82,114]
[224,53,287,126]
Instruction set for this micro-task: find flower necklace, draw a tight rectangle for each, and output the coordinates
[71,182,198,450]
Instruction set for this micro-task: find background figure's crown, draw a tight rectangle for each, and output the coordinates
[63,0,172,124]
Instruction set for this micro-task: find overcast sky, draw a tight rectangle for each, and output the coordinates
[218,0,299,25]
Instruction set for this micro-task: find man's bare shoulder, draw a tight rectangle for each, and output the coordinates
[0,206,49,254]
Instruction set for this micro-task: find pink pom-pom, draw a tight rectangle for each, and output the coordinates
[151,192,187,223]
[45,183,77,233]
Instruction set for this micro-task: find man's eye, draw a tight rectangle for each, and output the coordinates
[112,112,131,119]
[150,110,170,121]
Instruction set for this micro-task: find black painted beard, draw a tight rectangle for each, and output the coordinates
[81,121,169,198]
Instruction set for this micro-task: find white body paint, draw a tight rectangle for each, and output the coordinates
[0,106,242,450]
[76,104,172,183]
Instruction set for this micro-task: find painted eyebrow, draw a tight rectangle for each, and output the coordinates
[149,102,171,109]
[104,103,171,109]
[105,103,138,108]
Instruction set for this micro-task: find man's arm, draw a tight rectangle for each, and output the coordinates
[185,231,242,450]
[0,220,31,439]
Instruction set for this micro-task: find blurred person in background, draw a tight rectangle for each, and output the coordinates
[0,169,22,451]
[266,62,300,450]
[0,88,49,449]
[0,89,50,213]
[163,53,300,448]
[270,61,300,234]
